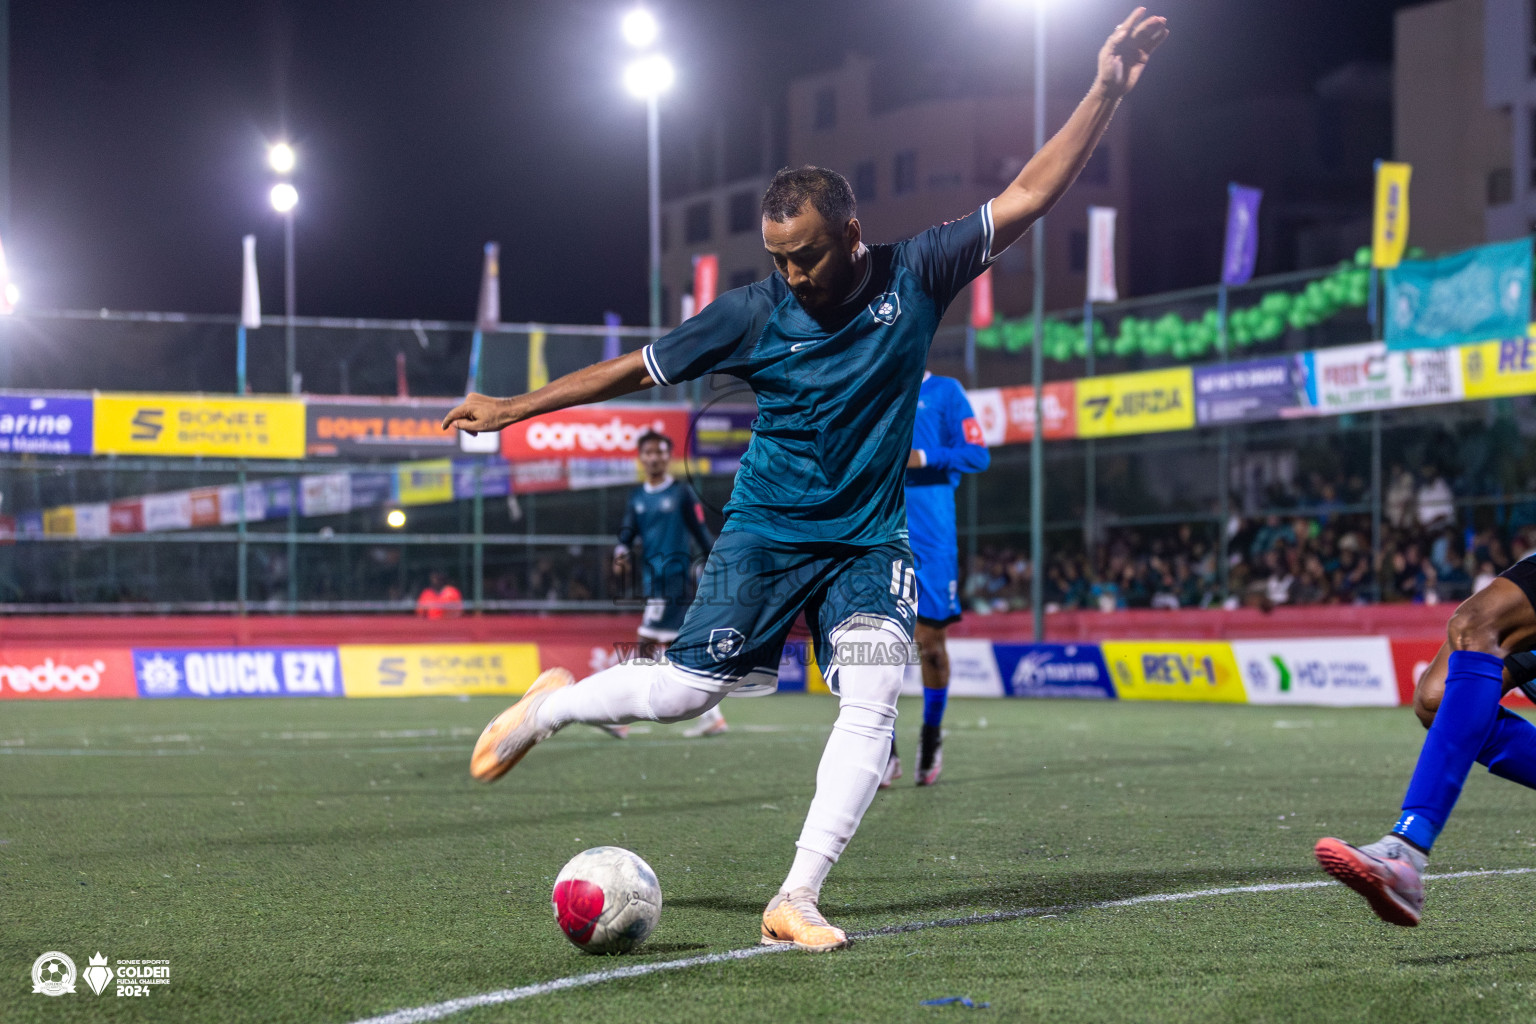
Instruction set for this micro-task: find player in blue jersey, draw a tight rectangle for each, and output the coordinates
[886,372,990,788]
[447,8,1166,952]
[1316,555,1536,925]
[613,429,727,736]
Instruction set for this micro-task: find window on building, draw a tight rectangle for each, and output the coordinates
[853,160,877,202]
[1079,147,1111,186]
[1490,168,1514,206]
[814,87,837,131]
[1069,230,1088,274]
[728,191,757,234]
[894,150,918,195]
[728,268,759,291]
[684,201,712,243]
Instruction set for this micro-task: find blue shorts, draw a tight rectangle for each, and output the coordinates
[911,536,961,627]
[638,594,689,642]
[665,529,918,694]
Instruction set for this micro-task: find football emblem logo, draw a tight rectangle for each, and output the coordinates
[869,292,901,325]
[708,627,746,662]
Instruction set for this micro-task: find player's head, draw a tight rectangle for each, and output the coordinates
[636,430,672,479]
[761,166,861,315]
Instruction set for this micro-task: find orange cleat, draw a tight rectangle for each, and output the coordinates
[1314,836,1424,927]
[469,668,575,782]
[760,888,850,952]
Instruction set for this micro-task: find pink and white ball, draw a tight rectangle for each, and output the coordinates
[551,846,662,954]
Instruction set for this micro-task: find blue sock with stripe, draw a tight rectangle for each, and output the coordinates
[922,686,948,729]
[1478,708,1536,789]
[1394,650,1504,852]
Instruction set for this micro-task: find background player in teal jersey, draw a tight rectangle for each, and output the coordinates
[885,372,990,788]
[448,8,1167,952]
[612,429,727,736]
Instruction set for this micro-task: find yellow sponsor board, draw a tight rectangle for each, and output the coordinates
[1100,641,1248,703]
[339,643,542,698]
[94,394,305,458]
[43,506,76,537]
[395,458,455,506]
[1460,330,1536,399]
[1074,367,1195,438]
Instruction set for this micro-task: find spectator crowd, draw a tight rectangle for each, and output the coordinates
[965,466,1533,614]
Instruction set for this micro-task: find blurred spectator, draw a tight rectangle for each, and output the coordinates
[415,571,463,619]
[1416,470,1454,529]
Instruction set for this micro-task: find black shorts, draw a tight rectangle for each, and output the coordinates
[1500,555,1536,613]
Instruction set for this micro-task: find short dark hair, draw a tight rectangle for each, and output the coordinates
[761,166,856,226]
[636,430,672,453]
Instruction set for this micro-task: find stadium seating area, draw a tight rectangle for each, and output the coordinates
[967,466,1536,613]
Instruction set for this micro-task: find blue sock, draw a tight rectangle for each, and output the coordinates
[1479,708,1536,788]
[1394,650,1504,852]
[922,686,948,729]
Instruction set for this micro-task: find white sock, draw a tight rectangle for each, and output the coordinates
[784,626,903,895]
[699,705,725,726]
[536,661,720,729]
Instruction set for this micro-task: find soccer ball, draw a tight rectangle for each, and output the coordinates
[551,846,662,954]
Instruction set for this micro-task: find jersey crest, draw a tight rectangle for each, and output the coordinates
[869,292,902,326]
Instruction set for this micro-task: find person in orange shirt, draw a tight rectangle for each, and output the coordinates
[415,571,464,619]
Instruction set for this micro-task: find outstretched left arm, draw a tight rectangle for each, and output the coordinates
[989,7,1168,256]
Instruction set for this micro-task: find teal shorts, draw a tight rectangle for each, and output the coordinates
[665,529,918,694]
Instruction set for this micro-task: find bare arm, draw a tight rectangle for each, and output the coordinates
[989,7,1168,255]
[442,349,656,435]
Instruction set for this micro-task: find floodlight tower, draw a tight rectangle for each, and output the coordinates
[268,143,299,393]
[622,9,673,332]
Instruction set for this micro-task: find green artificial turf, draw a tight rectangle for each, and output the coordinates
[4,695,1536,1023]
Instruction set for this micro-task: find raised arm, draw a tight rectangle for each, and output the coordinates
[442,349,655,436]
[989,8,1168,256]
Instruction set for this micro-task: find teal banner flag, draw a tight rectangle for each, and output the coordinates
[1385,237,1532,350]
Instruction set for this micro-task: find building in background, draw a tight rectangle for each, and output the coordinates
[659,53,1129,325]
[1394,0,1513,253]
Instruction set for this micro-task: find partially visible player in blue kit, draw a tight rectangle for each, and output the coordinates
[883,373,989,788]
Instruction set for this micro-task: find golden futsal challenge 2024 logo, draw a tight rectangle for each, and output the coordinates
[31,951,170,998]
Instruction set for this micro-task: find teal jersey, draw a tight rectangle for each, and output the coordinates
[642,202,1001,545]
[616,477,713,596]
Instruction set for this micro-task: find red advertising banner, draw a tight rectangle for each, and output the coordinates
[996,381,1077,442]
[0,647,138,699]
[189,488,222,528]
[693,254,719,312]
[109,498,144,534]
[500,404,692,462]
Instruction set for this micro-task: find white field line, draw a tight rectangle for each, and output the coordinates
[345,867,1536,1024]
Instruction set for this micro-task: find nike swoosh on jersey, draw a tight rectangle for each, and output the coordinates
[790,341,816,352]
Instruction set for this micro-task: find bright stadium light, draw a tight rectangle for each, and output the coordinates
[623,53,674,99]
[386,509,407,529]
[4,283,18,310]
[270,182,299,213]
[621,7,659,48]
[268,142,296,175]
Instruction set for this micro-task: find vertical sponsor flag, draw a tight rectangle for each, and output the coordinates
[692,254,719,312]
[1221,184,1263,286]
[1372,161,1412,269]
[528,330,549,391]
[466,242,500,395]
[1086,206,1118,303]
[238,235,260,395]
[970,267,994,329]
[476,242,501,330]
[241,236,261,328]
[603,310,622,361]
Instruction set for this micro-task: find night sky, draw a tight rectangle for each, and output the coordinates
[12,0,1421,326]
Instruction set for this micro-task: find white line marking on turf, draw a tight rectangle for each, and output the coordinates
[345,867,1536,1024]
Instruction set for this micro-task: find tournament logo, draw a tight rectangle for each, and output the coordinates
[83,953,114,996]
[869,292,901,326]
[707,628,745,662]
[32,951,76,996]
[136,654,182,695]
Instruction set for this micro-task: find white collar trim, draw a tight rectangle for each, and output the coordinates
[643,475,674,494]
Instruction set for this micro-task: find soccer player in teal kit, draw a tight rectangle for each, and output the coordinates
[446,9,1167,951]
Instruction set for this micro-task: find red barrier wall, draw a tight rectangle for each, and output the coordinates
[0,605,1453,648]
